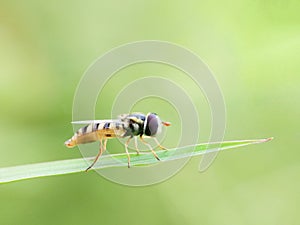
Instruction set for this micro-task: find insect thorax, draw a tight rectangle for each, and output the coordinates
[122,113,146,137]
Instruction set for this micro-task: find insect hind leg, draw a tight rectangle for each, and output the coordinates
[85,139,107,172]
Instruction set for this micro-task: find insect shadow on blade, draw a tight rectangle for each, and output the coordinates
[65,112,171,171]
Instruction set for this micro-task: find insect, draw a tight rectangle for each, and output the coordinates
[65,112,171,171]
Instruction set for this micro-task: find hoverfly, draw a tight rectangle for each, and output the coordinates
[65,112,171,171]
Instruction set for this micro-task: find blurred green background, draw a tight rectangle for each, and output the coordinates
[0,1,299,224]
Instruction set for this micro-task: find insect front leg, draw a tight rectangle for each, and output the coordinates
[139,136,160,161]
[85,138,106,172]
[153,137,167,150]
[125,137,132,168]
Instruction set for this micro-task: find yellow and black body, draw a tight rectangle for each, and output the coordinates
[65,112,171,170]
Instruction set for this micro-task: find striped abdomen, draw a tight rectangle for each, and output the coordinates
[65,121,126,148]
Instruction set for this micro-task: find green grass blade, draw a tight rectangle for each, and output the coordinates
[0,138,273,184]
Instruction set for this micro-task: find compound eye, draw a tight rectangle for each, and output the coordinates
[145,113,159,136]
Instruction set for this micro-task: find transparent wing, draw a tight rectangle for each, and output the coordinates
[71,119,119,124]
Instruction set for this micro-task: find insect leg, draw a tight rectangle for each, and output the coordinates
[153,137,167,150]
[85,138,105,172]
[125,137,132,168]
[103,139,108,151]
[139,136,160,161]
[134,136,140,155]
